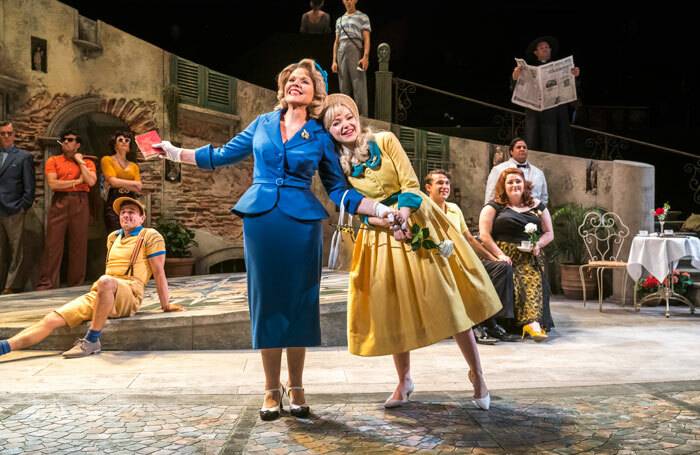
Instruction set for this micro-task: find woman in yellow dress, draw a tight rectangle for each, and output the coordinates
[322,94,502,410]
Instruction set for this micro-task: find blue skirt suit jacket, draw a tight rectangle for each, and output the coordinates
[195,110,363,348]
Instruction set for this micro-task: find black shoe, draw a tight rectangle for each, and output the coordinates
[474,326,499,345]
[287,386,310,418]
[260,386,284,421]
[486,324,523,342]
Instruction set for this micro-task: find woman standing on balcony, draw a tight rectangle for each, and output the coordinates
[322,94,502,411]
[300,0,331,34]
[155,60,385,421]
[101,130,142,233]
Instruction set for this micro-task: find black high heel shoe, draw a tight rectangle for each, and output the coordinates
[287,386,310,418]
[259,385,285,421]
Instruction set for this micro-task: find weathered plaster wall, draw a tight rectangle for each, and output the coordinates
[448,137,616,226]
[1,0,166,103]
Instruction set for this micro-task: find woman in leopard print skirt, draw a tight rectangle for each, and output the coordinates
[479,168,554,341]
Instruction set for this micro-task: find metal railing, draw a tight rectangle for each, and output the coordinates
[391,77,700,208]
[393,77,698,161]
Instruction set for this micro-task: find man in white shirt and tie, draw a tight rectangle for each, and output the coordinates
[484,138,548,206]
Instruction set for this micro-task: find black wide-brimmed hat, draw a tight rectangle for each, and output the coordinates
[525,36,559,64]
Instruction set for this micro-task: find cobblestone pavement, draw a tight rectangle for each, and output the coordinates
[2,381,700,454]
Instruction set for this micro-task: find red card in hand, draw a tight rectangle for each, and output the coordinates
[135,131,163,159]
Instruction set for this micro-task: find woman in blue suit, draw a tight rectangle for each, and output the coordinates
[156,59,390,421]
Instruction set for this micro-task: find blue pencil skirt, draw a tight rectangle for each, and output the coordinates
[242,206,323,349]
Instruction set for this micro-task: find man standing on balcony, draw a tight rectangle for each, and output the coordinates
[36,130,96,290]
[0,121,35,295]
[511,36,580,156]
[332,0,371,117]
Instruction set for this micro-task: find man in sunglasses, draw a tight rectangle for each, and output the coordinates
[36,130,96,290]
[0,121,35,295]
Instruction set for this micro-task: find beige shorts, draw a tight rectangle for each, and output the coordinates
[55,276,144,328]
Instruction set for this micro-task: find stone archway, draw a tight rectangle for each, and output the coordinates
[44,95,158,138]
[40,95,159,216]
[37,94,160,283]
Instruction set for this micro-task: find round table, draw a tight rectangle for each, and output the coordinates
[626,235,700,317]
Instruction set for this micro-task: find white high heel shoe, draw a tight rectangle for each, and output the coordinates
[384,379,414,409]
[473,394,490,411]
[259,385,285,421]
[469,370,490,411]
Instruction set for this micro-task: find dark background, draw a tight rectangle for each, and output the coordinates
[60,1,699,213]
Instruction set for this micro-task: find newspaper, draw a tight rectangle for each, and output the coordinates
[511,56,577,111]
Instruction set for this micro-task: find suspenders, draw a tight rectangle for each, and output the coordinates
[106,228,149,277]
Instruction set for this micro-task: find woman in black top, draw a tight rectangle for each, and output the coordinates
[479,168,554,341]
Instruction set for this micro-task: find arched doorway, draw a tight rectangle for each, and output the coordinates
[41,96,158,285]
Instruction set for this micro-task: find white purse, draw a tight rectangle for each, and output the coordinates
[328,190,356,272]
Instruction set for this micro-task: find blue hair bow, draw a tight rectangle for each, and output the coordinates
[313,62,328,92]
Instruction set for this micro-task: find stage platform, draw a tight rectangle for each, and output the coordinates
[0,270,351,351]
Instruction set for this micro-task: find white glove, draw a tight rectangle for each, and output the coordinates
[153,141,182,162]
[373,202,392,218]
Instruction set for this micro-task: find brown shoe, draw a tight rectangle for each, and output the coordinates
[1,288,17,295]
[62,338,101,358]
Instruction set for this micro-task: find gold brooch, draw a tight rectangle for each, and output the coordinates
[301,129,309,140]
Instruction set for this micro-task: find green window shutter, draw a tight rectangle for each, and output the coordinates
[175,57,202,105]
[169,54,237,115]
[425,132,450,172]
[204,69,237,114]
[398,126,422,177]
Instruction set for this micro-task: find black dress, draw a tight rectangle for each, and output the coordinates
[487,200,554,329]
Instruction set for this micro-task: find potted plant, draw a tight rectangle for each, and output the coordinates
[156,217,198,277]
[548,203,608,299]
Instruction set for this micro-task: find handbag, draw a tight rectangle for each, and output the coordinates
[328,190,356,272]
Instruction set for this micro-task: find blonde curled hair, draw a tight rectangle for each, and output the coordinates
[321,94,373,176]
[274,58,327,119]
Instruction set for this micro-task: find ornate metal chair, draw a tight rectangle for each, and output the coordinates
[578,211,631,312]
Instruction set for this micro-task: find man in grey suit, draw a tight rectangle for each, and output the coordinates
[0,121,35,294]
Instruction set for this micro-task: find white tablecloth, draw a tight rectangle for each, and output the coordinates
[627,236,700,281]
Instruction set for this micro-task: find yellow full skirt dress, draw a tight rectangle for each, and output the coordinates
[347,132,502,356]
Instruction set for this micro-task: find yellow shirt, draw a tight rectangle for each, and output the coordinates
[105,227,165,287]
[101,155,140,181]
[347,131,422,204]
[442,201,469,234]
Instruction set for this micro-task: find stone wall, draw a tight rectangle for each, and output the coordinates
[448,137,617,227]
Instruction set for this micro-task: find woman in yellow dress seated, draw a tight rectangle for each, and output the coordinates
[322,94,502,410]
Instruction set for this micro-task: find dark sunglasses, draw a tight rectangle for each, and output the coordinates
[56,137,77,145]
[0,131,13,137]
[117,137,131,143]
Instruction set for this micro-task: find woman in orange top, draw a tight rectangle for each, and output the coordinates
[101,130,142,233]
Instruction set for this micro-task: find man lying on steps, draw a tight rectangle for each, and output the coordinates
[0,197,185,360]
